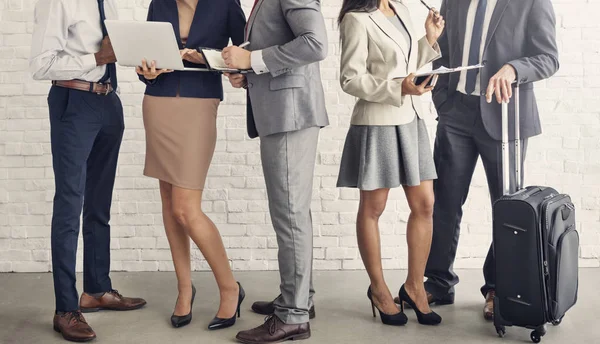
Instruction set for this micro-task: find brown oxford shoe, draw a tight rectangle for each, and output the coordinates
[53,311,96,342]
[80,290,146,312]
[484,290,495,321]
[236,315,310,344]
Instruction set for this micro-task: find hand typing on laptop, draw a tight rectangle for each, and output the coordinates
[180,48,205,65]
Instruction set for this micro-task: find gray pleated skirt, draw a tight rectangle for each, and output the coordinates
[337,117,437,190]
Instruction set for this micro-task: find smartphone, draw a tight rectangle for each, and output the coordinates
[414,74,438,87]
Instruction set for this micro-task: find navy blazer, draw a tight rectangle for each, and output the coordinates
[139,0,246,100]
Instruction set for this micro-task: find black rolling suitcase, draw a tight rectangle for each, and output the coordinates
[492,85,579,343]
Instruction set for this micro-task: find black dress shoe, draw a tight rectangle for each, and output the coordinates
[367,286,407,326]
[171,285,196,328]
[208,282,245,330]
[398,285,442,325]
[394,291,454,308]
[251,296,316,319]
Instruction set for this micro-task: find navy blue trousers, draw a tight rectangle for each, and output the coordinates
[48,86,124,312]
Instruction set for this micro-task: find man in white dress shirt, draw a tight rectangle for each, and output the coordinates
[412,0,559,320]
[30,0,146,341]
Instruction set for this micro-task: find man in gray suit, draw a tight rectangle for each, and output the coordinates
[421,0,559,320]
[222,0,328,342]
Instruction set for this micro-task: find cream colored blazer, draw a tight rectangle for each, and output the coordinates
[340,5,441,126]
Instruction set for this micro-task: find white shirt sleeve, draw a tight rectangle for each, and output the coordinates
[250,50,269,75]
[29,0,98,81]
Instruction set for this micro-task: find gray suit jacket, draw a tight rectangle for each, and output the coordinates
[245,0,329,139]
[433,0,559,140]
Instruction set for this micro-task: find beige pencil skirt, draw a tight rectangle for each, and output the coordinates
[142,95,220,190]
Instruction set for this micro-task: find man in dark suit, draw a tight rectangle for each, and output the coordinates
[420,0,559,320]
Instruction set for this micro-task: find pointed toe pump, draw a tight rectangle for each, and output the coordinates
[171,284,196,328]
[367,286,408,326]
[398,285,442,325]
[208,282,246,330]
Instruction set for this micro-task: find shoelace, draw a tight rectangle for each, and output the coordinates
[67,311,87,325]
[108,289,124,299]
[262,315,279,335]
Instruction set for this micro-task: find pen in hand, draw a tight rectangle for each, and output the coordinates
[420,0,439,16]
[239,41,250,49]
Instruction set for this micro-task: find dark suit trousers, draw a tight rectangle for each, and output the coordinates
[48,86,124,312]
[424,92,527,299]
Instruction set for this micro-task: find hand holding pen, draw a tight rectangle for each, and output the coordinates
[420,0,440,17]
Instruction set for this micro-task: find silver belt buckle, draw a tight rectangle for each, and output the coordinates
[96,83,110,96]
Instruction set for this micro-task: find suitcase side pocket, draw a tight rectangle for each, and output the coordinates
[551,225,579,320]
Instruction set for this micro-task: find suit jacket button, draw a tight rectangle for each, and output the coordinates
[248,83,253,88]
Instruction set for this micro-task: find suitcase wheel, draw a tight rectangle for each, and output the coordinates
[530,331,542,343]
[531,325,547,343]
[552,317,563,326]
[496,326,506,338]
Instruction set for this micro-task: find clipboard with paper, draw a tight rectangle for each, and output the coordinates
[198,47,253,74]
[394,63,485,86]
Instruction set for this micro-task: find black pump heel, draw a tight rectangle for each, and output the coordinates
[171,284,196,328]
[398,284,442,325]
[208,282,246,330]
[367,286,408,326]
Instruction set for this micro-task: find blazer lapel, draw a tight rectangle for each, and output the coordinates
[185,0,205,45]
[168,0,182,47]
[393,2,415,61]
[369,10,409,63]
[483,0,511,54]
[245,0,266,40]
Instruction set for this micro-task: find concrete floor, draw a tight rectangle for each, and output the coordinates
[0,270,598,344]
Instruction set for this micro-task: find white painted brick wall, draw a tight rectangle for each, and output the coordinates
[0,0,598,273]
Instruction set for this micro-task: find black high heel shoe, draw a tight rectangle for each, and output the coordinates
[367,286,408,326]
[171,284,196,328]
[208,282,245,330]
[398,284,442,325]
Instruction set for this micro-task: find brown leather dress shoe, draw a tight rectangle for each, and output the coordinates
[236,315,310,344]
[252,297,315,319]
[53,311,96,342]
[80,290,147,312]
[484,290,495,321]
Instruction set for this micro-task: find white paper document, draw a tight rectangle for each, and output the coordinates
[414,63,485,77]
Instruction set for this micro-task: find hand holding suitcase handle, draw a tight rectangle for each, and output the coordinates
[501,82,520,196]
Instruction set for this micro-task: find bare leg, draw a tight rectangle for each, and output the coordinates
[357,188,400,315]
[159,181,193,316]
[171,186,239,318]
[402,180,435,313]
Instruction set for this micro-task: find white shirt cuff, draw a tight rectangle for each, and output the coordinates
[251,50,269,75]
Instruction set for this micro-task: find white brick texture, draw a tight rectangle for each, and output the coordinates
[0,0,598,273]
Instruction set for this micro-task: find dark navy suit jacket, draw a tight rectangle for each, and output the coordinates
[139,0,246,100]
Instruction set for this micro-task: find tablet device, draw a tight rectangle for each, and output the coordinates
[104,20,208,72]
[199,47,252,74]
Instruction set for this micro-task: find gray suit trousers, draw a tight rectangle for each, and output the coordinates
[260,126,319,324]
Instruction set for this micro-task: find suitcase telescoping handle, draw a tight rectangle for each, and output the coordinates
[501,84,521,196]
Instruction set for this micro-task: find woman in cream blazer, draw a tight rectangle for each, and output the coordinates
[336,0,445,327]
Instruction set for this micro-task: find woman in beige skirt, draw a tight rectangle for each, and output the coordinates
[136,0,247,330]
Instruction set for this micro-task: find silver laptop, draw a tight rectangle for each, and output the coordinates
[104,20,208,72]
